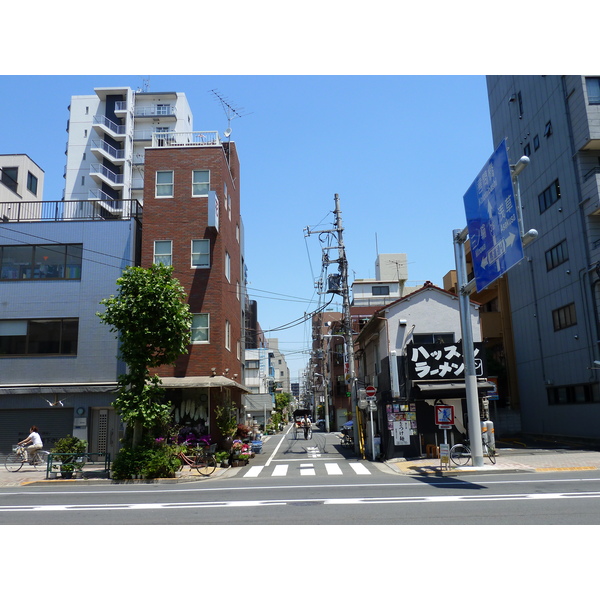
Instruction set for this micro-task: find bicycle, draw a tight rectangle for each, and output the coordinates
[177,444,217,476]
[449,439,496,466]
[4,444,50,472]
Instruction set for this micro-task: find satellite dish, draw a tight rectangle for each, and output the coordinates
[223,128,232,138]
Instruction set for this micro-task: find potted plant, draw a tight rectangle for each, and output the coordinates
[214,451,230,468]
[51,435,87,478]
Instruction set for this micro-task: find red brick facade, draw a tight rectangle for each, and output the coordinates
[141,142,246,441]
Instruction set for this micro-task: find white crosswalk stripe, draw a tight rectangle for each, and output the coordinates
[242,461,372,478]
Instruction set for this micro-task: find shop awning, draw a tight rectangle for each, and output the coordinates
[0,383,118,395]
[160,376,252,393]
[243,393,275,411]
[413,379,494,399]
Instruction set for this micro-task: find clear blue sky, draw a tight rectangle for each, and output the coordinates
[0,75,495,380]
[1,3,586,384]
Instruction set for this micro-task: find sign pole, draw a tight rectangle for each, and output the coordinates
[453,227,484,467]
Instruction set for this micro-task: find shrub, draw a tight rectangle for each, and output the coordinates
[111,440,181,479]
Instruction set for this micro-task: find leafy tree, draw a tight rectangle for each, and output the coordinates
[98,263,192,447]
[274,392,292,422]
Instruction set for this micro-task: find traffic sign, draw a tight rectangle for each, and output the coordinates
[463,139,524,292]
[365,385,377,397]
[435,405,454,426]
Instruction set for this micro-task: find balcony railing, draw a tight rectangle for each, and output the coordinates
[134,105,177,117]
[151,131,221,147]
[91,139,125,160]
[90,163,124,185]
[92,115,126,136]
[0,200,142,222]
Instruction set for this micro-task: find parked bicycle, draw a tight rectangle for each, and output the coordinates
[4,444,50,472]
[177,444,217,476]
[449,439,496,466]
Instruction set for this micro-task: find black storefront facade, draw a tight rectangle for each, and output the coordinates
[375,341,493,459]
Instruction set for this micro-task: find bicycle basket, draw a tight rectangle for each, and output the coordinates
[12,445,20,452]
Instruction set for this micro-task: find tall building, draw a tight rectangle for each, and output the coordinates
[486,75,600,439]
[0,154,45,220]
[140,134,251,441]
[63,86,193,217]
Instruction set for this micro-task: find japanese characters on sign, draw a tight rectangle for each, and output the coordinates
[463,139,524,292]
[407,342,485,380]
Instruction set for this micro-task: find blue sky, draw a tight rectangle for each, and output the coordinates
[0,74,496,380]
[1,3,587,384]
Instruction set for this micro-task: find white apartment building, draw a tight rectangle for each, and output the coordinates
[352,253,421,307]
[63,86,193,217]
[0,154,45,220]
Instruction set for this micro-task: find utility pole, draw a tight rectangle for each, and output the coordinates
[305,194,358,451]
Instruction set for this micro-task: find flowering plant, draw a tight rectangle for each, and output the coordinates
[231,440,250,456]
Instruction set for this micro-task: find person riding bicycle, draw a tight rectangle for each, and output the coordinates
[18,426,43,463]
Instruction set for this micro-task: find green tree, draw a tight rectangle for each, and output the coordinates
[275,392,292,421]
[98,263,192,447]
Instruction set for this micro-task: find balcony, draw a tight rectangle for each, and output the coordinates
[0,200,142,222]
[88,188,123,214]
[134,104,177,121]
[90,139,126,164]
[89,164,124,190]
[151,131,221,148]
[92,115,126,139]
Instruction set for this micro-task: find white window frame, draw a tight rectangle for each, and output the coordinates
[225,251,231,282]
[192,170,210,197]
[191,239,210,268]
[156,170,174,197]
[225,320,231,351]
[191,313,210,344]
[153,240,172,266]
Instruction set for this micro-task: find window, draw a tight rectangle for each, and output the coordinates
[524,143,531,157]
[0,318,78,356]
[191,239,210,268]
[548,383,599,404]
[1,167,18,193]
[192,170,210,196]
[225,320,231,351]
[225,251,231,282]
[412,333,455,345]
[586,77,600,104]
[26,172,38,196]
[156,104,171,115]
[517,91,523,117]
[372,285,390,296]
[538,179,561,213]
[153,240,172,266]
[552,303,577,331]
[544,120,553,137]
[0,244,82,280]
[191,313,209,343]
[533,135,540,151]
[545,240,568,271]
[156,171,174,197]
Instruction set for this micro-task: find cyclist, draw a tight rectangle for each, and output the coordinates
[17,425,43,463]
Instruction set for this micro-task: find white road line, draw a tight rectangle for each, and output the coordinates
[272,465,288,477]
[325,463,343,475]
[300,463,316,476]
[243,466,264,478]
[349,463,371,475]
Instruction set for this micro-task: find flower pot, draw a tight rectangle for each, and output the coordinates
[61,471,73,479]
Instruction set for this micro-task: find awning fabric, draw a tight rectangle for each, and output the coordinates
[0,383,118,395]
[159,376,252,393]
[243,393,275,411]
[413,379,494,399]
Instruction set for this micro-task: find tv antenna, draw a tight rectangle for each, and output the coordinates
[209,89,251,137]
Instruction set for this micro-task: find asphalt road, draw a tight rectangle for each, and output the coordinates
[2,428,600,525]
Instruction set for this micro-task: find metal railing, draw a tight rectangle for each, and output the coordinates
[93,115,126,136]
[90,163,124,185]
[0,200,142,222]
[151,131,221,147]
[91,139,125,160]
[46,452,111,479]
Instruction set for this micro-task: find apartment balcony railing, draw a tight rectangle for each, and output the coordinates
[92,115,126,137]
[91,139,125,161]
[134,105,177,118]
[0,200,142,222]
[89,163,124,187]
[151,131,221,147]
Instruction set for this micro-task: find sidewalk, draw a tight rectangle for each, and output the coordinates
[385,446,600,476]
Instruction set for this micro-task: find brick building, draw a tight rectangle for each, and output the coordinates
[140,137,250,443]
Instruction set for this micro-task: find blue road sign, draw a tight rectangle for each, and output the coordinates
[463,139,524,292]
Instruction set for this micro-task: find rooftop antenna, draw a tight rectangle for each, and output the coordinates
[142,77,150,92]
[209,89,251,138]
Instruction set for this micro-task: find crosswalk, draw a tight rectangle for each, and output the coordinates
[242,461,372,478]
